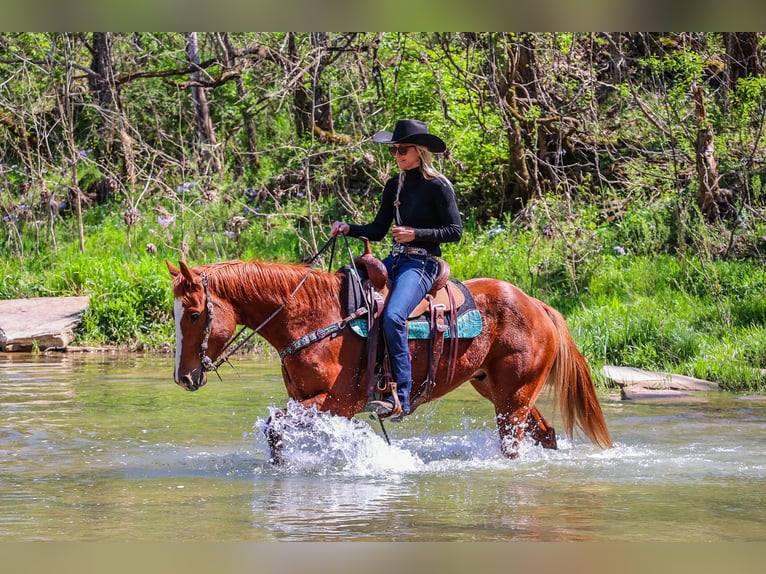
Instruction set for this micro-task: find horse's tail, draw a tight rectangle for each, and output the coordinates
[544,305,613,449]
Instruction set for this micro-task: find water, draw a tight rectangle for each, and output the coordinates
[1,352,765,541]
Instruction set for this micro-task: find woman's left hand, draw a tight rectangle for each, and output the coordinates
[391,226,416,243]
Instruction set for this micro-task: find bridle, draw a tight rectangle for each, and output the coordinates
[197,271,217,373]
[195,267,298,380]
[192,235,353,380]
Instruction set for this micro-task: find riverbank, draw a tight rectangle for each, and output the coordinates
[2,294,763,406]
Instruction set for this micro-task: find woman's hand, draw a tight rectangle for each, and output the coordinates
[391,226,416,243]
[331,221,350,236]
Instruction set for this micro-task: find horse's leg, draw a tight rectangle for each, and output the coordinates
[262,393,337,465]
[471,375,555,455]
[526,407,557,449]
[263,409,286,465]
[494,403,533,459]
[298,393,329,411]
[496,402,560,457]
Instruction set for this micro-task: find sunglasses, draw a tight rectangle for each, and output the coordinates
[389,145,415,156]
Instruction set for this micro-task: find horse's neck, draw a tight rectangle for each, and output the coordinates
[227,263,338,343]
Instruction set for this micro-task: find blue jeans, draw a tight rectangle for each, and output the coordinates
[381,253,439,413]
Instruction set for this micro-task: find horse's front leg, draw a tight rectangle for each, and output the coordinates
[263,409,286,465]
[496,407,528,459]
[262,393,332,465]
[298,393,329,411]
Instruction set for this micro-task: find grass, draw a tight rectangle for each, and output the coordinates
[2,198,766,393]
[444,212,766,393]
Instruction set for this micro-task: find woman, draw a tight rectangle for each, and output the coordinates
[331,119,463,420]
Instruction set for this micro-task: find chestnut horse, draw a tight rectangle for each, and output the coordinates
[167,256,612,461]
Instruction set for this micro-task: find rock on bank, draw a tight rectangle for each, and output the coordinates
[0,296,91,352]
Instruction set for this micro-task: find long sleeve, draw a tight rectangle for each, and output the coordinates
[412,177,462,245]
[347,169,462,256]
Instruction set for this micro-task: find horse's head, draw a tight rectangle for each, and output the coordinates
[166,260,236,391]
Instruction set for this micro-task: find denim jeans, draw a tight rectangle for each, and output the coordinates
[381,253,439,413]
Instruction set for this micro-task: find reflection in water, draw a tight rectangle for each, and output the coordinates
[1,353,765,541]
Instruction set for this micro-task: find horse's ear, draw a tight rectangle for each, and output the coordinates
[178,260,197,283]
[166,259,180,277]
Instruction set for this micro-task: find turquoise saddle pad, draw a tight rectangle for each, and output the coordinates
[349,308,483,340]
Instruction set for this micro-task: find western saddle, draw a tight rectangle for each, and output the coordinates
[352,239,463,412]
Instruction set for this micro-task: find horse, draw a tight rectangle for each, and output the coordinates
[166,253,613,462]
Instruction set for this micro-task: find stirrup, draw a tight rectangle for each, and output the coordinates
[367,380,403,420]
[368,398,403,420]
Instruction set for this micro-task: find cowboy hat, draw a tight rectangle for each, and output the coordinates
[372,119,447,153]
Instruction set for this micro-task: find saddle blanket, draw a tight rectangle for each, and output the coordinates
[349,308,482,340]
[341,267,483,340]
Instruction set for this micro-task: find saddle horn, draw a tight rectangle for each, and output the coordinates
[353,237,388,290]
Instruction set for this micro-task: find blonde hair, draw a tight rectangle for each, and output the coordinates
[415,146,442,180]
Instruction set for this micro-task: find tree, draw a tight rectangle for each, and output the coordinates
[723,32,762,90]
[185,32,222,174]
[89,32,135,198]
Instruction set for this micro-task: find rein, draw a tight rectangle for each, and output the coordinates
[197,235,365,377]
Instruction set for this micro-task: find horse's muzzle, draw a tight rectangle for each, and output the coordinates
[177,370,207,391]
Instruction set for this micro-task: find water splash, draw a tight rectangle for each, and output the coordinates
[253,401,423,476]
[251,401,582,476]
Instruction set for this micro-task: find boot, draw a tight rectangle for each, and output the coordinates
[367,381,411,421]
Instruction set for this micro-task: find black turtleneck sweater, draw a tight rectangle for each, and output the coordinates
[347,168,462,256]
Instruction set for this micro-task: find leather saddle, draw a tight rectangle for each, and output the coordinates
[352,240,465,318]
[349,239,467,406]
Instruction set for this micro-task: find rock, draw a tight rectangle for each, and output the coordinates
[736,395,766,402]
[0,296,91,352]
[602,365,719,391]
[602,365,718,404]
[620,386,710,404]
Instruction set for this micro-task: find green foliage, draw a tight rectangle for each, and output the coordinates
[574,295,702,370]
[81,268,173,349]
[2,33,766,392]
[446,191,766,393]
[730,76,766,128]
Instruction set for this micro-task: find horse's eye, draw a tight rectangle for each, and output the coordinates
[189,311,201,322]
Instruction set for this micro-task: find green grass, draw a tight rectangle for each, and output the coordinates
[2,197,766,393]
[445,212,766,393]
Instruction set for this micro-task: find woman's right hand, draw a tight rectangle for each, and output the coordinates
[331,221,350,236]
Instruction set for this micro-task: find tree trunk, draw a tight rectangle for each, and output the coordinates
[500,33,536,209]
[56,34,85,252]
[216,32,260,172]
[287,32,334,139]
[288,32,312,137]
[185,32,222,174]
[723,32,762,89]
[694,86,733,222]
[90,33,116,110]
[89,32,135,197]
[310,32,334,133]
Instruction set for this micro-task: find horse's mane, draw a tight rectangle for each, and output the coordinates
[177,259,342,304]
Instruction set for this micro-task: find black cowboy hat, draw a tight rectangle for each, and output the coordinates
[372,119,447,153]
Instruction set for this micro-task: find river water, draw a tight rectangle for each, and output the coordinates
[1,352,764,541]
